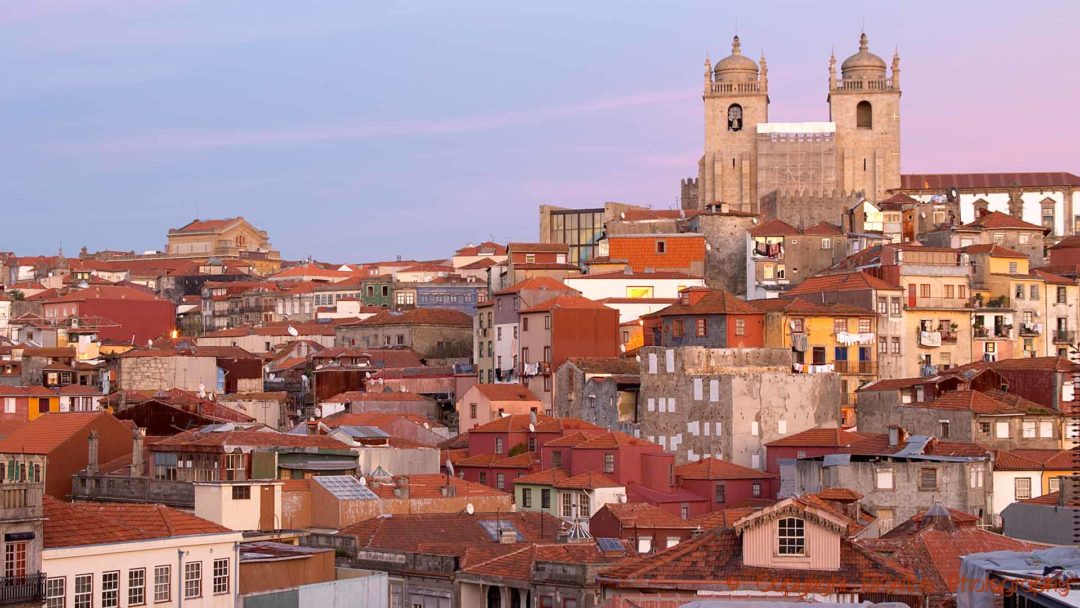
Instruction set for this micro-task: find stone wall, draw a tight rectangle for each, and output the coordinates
[636,346,841,466]
[554,363,637,433]
[759,189,860,228]
[118,355,218,392]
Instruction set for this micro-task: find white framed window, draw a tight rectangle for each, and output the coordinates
[129,568,146,606]
[778,420,787,435]
[212,559,230,595]
[184,561,202,599]
[876,467,894,490]
[154,565,171,603]
[45,577,65,608]
[1014,477,1032,501]
[693,378,703,400]
[777,517,805,555]
[1039,420,1054,438]
[637,536,652,553]
[995,421,1010,439]
[1022,421,1037,438]
[102,571,119,608]
[74,574,92,608]
[3,398,14,414]
[751,421,759,436]
[821,238,832,250]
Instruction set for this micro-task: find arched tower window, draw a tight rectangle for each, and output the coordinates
[857,101,873,129]
[727,104,743,132]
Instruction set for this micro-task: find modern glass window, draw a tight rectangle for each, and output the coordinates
[778,517,805,555]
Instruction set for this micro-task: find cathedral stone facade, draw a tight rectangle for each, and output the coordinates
[691,33,901,219]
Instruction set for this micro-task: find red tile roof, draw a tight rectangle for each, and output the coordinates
[492,276,577,296]
[44,284,166,304]
[365,474,505,499]
[597,526,919,594]
[338,510,563,556]
[900,172,1080,190]
[555,471,622,489]
[655,288,760,316]
[322,390,431,404]
[907,390,1057,416]
[961,211,1047,232]
[171,217,243,233]
[764,427,866,448]
[459,541,630,582]
[455,241,507,256]
[749,219,800,237]
[507,242,569,253]
[519,294,613,313]
[43,496,232,548]
[469,414,602,434]
[676,457,777,480]
[353,308,472,327]
[471,384,542,402]
[0,412,116,455]
[785,271,901,295]
[802,222,845,236]
[513,468,571,486]
[960,244,1028,259]
[599,502,701,529]
[151,428,351,451]
[454,451,536,469]
[573,270,700,281]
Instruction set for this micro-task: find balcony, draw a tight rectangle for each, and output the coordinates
[832,360,877,375]
[973,326,1011,340]
[1054,330,1076,344]
[940,330,958,343]
[974,295,1011,309]
[0,573,45,606]
[1019,323,1042,337]
[905,297,974,311]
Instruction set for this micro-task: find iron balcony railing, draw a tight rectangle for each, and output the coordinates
[0,573,46,605]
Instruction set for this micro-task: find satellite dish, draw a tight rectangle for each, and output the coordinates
[198,383,206,398]
[619,344,626,353]
[705,243,712,252]
[399,385,407,393]
[528,423,536,433]
[465,503,475,515]
[358,476,368,486]
[287,326,299,337]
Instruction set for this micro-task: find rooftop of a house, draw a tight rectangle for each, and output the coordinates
[458,540,632,583]
[455,241,508,256]
[322,390,431,404]
[676,457,778,481]
[468,414,602,435]
[337,510,564,556]
[170,217,246,234]
[899,172,1080,190]
[151,426,352,451]
[492,276,578,296]
[960,211,1048,232]
[0,412,115,455]
[748,297,875,317]
[44,496,233,548]
[519,294,613,314]
[470,383,542,402]
[655,287,761,317]
[564,357,639,375]
[863,504,1046,596]
[349,307,473,327]
[749,219,801,237]
[960,244,1029,258]
[364,474,506,500]
[106,388,255,424]
[599,502,701,530]
[905,389,1058,416]
[570,270,701,281]
[764,427,867,448]
[513,468,572,486]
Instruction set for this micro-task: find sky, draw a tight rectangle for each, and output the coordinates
[2,1,1078,262]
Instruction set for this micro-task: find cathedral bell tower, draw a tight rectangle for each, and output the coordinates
[829,33,901,201]
[696,36,769,212]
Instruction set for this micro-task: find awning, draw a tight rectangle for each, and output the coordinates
[277,460,357,471]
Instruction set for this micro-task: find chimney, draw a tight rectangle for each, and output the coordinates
[131,427,146,478]
[87,430,99,475]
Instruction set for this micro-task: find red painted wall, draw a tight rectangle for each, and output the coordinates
[551,307,620,370]
[1050,247,1080,267]
[677,477,773,509]
[44,298,175,345]
[725,313,766,348]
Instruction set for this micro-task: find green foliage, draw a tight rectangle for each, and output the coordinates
[508,442,528,457]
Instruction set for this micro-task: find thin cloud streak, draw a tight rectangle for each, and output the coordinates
[45,88,697,155]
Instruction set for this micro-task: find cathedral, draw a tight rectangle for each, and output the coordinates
[684,33,901,219]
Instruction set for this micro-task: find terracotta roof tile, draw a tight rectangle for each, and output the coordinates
[960,211,1047,232]
[554,471,622,490]
[655,288,760,317]
[471,384,542,402]
[352,308,472,327]
[338,510,563,556]
[900,172,1080,190]
[44,496,232,548]
[785,271,901,295]
[520,294,613,314]
[960,244,1028,258]
[151,427,350,451]
[0,412,116,454]
[676,457,777,480]
[513,468,572,486]
[749,219,800,237]
[469,414,602,434]
[764,427,867,448]
[908,390,1058,416]
[597,502,700,530]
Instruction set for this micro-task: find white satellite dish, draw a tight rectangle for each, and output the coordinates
[705,242,712,252]
[399,385,407,392]
[528,423,536,433]
[287,326,299,337]
[358,476,368,486]
[465,503,475,515]
[619,344,626,353]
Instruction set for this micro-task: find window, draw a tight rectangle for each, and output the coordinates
[1016,284,1025,299]
[877,297,888,314]
[496,473,505,490]
[792,318,805,333]
[979,421,992,434]
[878,337,887,354]
[727,104,743,131]
[876,467,894,490]
[522,488,532,508]
[1014,477,1032,501]
[540,598,554,608]
[561,492,573,517]
[4,541,26,578]
[564,599,578,608]
[528,436,537,452]
[695,318,707,337]
[469,403,477,419]
[819,237,832,250]
[735,319,746,336]
[778,517,806,555]
[184,561,202,599]
[672,319,684,338]
[154,565,171,603]
[212,559,229,595]
[543,346,551,362]
[920,284,931,298]
[938,420,950,438]
[1030,285,1040,300]
[543,375,552,392]
[478,472,487,485]
[604,453,615,473]
[1040,420,1054,438]
[1050,477,1062,493]
[891,337,901,354]
[919,468,938,490]
[390,582,403,608]
[833,318,847,334]
[1021,420,1037,438]
[656,240,667,254]
[552,450,562,469]
[102,571,119,608]
[714,483,726,504]
[541,488,551,509]
[74,575,92,608]
[996,421,1010,438]
[36,576,64,608]
[578,492,589,517]
[525,253,536,264]
[857,318,872,333]
[3,398,13,414]
[232,485,250,500]
[495,437,504,454]
[1042,200,1056,230]
[890,297,901,316]
[752,482,762,497]
[522,317,529,332]
[129,568,146,606]
[856,101,872,129]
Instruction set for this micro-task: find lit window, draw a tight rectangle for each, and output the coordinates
[695,318,707,337]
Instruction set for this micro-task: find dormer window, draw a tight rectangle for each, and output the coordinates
[777,517,805,555]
